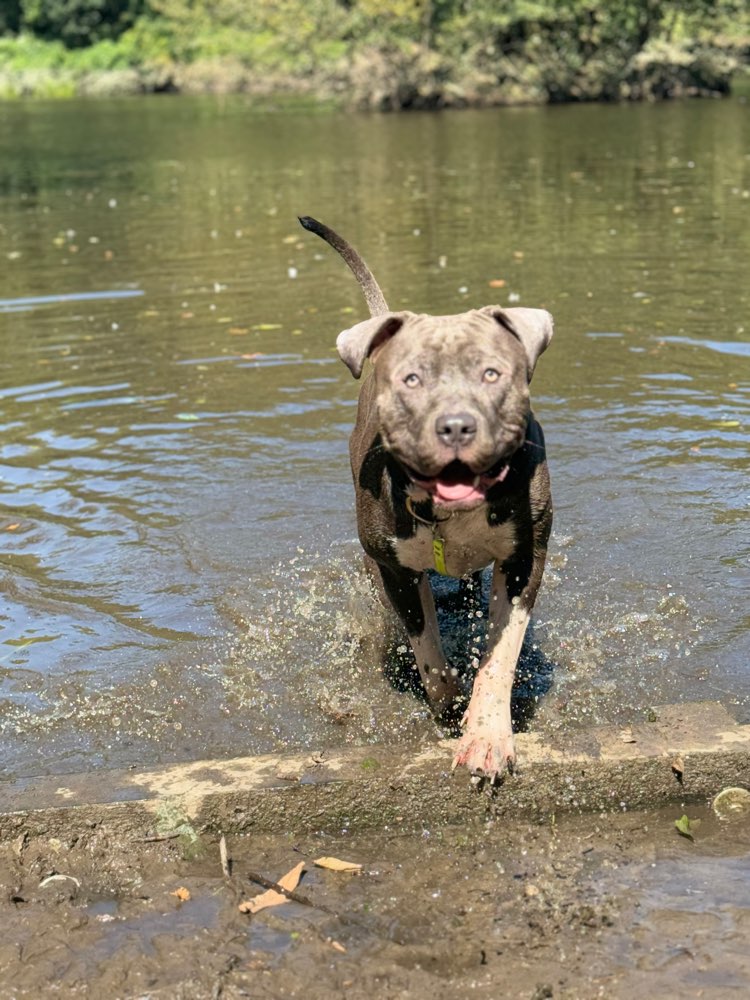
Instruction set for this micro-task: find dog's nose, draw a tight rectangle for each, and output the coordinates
[435,411,477,447]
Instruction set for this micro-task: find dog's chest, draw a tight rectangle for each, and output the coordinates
[392,507,516,578]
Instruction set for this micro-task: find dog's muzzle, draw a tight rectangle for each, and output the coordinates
[407,457,510,507]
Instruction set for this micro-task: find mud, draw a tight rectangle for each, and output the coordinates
[2,800,749,999]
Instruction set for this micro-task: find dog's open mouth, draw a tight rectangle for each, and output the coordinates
[408,458,509,507]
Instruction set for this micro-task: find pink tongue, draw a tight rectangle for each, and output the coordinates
[434,480,483,502]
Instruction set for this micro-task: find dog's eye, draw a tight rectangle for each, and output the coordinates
[483,368,501,383]
[404,373,421,388]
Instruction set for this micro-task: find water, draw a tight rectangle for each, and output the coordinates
[0,96,748,779]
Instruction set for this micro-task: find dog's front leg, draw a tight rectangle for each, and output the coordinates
[377,564,460,715]
[452,562,532,780]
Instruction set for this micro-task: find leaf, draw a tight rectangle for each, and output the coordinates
[171,886,191,901]
[253,323,282,331]
[674,814,700,840]
[238,861,305,914]
[488,279,506,288]
[313,856,362,873]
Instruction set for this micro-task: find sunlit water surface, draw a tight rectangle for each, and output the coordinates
[0,96,748,779]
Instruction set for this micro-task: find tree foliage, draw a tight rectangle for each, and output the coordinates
[0,0,23,33]
[14,0,145,47]
[4,0,746,53]
[0,0,746,99]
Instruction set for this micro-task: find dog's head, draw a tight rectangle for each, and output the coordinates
[337,306,553,509]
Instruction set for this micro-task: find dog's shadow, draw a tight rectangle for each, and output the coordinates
[381,569,555,735]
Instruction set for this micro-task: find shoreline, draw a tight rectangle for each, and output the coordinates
[0,38,746,106]
[1,701,747,840]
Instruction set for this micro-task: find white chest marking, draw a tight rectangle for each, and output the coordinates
[392,509,516,578]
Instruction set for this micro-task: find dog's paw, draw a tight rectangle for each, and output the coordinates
[451,732,516,782]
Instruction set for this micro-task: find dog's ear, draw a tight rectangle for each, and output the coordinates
[482,306,554,380]
[336,312,413,379]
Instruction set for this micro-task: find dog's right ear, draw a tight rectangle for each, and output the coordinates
[336,312,413,378]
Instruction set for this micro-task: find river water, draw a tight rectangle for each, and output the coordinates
[0,96,748,779]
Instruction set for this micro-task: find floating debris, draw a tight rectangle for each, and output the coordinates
[712,787,750,821]
[313,856,362,873]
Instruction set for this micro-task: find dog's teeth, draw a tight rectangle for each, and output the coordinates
[473,476,480,487]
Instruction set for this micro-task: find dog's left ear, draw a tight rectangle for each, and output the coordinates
[482,306,554,380]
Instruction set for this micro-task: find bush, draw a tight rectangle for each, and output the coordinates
[0,31,68,68]
[625,39,738,98]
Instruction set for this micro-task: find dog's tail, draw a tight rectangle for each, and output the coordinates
[298,215,389,317]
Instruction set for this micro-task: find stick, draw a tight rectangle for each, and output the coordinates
[219,835,231,878]
[245,870,317,908]
[132,831,182,843]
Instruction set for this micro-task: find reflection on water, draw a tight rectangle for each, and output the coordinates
[0,96,748,778]
[602,806,750,991]
[0,288,144,312]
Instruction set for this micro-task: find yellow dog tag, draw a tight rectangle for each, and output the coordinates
[432,535,448,575]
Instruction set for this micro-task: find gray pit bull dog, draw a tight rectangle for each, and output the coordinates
[299,216,553,782]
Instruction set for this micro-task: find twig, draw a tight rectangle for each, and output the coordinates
[245,870,317,908]
[243,870,375,935]
[244,869,360,923]
[132,831,182,843]
[219,835,231,878]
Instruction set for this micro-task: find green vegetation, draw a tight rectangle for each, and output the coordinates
[0,0,748,104]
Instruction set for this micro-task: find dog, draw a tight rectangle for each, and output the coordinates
[299,216,553,781]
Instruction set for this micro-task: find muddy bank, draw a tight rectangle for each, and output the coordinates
[2,702,749,996]
[2,801,749,999]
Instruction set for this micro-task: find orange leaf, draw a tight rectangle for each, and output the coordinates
[239,861,305,914]
[171,887,191,901]
[313,856,362,873]
[487,279,506,288]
